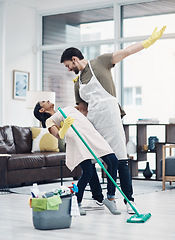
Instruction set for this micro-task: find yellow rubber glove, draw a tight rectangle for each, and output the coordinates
[142,26,166,49]
[59,116,74,139]
[59,121,64,129]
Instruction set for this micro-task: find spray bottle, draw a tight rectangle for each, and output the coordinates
[30,183,39,198]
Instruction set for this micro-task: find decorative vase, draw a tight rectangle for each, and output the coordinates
[148,136,159,152]
[143,162,153,179]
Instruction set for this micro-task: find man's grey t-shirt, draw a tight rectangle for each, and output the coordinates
[74,53,116,103]
[74,53,126,117]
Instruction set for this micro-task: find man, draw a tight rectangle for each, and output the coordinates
[60,26,166,213]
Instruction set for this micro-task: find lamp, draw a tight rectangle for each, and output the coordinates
[126,140,136,156]
[26,91,56,109]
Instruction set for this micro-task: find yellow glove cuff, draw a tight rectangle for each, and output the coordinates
[142,39,152,49]
[59,129,65,139]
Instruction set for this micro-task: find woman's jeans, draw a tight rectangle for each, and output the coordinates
[76,153,118,204]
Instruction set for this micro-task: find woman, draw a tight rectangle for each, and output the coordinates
[34,100,120,216]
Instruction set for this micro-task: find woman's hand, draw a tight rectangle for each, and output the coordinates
[59,116,74,139]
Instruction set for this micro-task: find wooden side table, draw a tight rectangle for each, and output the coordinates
[0,154,11,193]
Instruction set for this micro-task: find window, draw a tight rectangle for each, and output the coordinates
[124,87,133,105]
[80,20,114,42]
[122,0,175,37]
[42,7,114,108]
[124,87,142,106]
[121,0,175,171]
[42,7,114,45]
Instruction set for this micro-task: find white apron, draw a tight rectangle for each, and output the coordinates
[79,61,127,160]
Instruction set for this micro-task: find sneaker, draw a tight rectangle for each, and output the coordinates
[79,205,86,216]
[126,201,137,214]
[83,200,105,211]
[103,198,121,215]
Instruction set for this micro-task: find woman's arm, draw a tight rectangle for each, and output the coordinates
[48,117,74,139]
[48,125,61,139]
[46,116,74,139]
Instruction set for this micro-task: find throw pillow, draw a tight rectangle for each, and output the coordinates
[31,127,59,152]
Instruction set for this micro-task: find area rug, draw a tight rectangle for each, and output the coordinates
[5,179,174,199]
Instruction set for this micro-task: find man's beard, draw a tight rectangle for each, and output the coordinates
[73,67,79,74]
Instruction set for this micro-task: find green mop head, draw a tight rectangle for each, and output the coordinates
[127,213,151,223]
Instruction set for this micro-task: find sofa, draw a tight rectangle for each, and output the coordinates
[0,125,82,188]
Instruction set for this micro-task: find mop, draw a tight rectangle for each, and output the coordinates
[58,107,151,223]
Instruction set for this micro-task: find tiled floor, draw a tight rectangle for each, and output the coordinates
[0,180,175,240]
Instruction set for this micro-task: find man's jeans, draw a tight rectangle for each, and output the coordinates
[91,159,134,204]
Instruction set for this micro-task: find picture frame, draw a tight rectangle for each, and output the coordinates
[13,70,29,100]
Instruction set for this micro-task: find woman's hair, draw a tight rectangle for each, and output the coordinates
[33,102,51,128]
[60,47,84,63]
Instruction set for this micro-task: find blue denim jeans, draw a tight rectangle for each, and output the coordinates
[90,159,134,204]
[76,153,118,204]
[118,160,134,203]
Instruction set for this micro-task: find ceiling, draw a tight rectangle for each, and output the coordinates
[124,0,175,18]
[0,0,160,11]
[44,0,175,26]
[1,0,175,24]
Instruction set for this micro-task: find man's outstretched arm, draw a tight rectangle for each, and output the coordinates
[112,26,166,65]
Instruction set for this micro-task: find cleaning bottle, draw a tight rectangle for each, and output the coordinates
[31,183,39,198]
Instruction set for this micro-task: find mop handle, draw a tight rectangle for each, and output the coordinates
[58,107,139,216]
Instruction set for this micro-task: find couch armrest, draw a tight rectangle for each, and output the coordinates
[0,154,11,190]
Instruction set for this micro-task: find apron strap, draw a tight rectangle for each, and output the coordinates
[88,60,95,77]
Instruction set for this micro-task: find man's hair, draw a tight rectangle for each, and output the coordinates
[33,102,51,128]
[60,47,84,63]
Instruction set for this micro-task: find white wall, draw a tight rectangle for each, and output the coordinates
[3,2,38,127]
[0,2,6,125]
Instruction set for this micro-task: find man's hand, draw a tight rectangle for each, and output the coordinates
[76,102,88,116]
[142,26,166,49]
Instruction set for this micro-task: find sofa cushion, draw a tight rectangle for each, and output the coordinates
[31,127,59,152]
[44,152,66,167]
[8,153,45,170]
[0,126,16,154]
[12,126,32,153]
[160,156,175,176]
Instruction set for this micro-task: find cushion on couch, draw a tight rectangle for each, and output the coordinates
[8,153,46,170]
[31,127,59,153]
[12,126,32,153]
[160,156,175,176]
[0,126,16,154]
[43,152,66,167]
